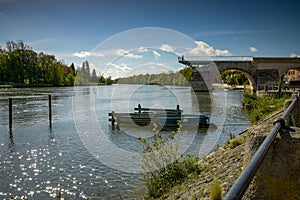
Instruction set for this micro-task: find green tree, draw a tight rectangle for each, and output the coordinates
[179,67,192,81]
[0,40,75,87]
[37,53,57,84]
[4,40,31,83]
[50,62,64,86]
[0,49,8,82]
[105,76,113,85]
[23,49,38,84]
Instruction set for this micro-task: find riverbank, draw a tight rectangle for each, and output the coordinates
[157,91,300,200]
[158,109,284,199]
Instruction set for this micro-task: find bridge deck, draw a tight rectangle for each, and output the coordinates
[178,56,300,66]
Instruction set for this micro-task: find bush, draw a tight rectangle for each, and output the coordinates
[139,123,202,198]
[142,155,201,198]
[242,93,291,123]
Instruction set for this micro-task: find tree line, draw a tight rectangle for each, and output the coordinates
[117,67,192,85]
[75,60,114,85]
[0,40,76,86]
[116,67,249,87]
[0,40,114,87]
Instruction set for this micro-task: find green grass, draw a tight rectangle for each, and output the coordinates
[242,93,291,123]
[143,155,202,199]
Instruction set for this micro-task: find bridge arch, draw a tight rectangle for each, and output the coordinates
[217,67,256,92]
[179,57,300,93]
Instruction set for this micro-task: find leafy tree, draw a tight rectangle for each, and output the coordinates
[221,70,249,86]
[98,75,106,85]
[179,67,192,81]
[0,40,74,86]
[105,76,113,85]
[0,50,8,82]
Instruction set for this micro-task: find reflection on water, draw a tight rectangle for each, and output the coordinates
[0,85,249,199]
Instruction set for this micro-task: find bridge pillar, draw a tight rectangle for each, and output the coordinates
[191,67,210,92]
[190,64,219,92]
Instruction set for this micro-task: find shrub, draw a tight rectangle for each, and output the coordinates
[210,180,222,200]
[139,123,202,198]
[242,93,291,123]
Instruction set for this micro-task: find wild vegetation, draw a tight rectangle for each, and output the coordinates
[210,180,222,200]
[242,93,291,123]
[138,123,202,199]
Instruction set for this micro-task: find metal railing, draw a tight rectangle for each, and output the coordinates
[224,93,298,200]
[178,56,253,62]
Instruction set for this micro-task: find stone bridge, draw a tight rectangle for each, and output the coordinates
[178,57,300,92]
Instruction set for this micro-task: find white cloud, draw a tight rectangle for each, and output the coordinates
[137,46,148,53]
[290,53,300,58]
[91,52,105,57]
[188,41,232,56]
[152,50,161,59]
[73,51,104,58]
[116,49,142,59]
[249,46,258,52]
[73,51,90,58]
[159,44,174,53]
[107,62,132,72]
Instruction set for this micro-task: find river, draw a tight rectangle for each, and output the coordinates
[0,85,250,199]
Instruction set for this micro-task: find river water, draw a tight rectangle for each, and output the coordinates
[0,85,250,199]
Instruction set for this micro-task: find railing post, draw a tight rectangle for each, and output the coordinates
[9,98,12,130]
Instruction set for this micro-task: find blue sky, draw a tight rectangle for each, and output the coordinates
[0,0,300,77]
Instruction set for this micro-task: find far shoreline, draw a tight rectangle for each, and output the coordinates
[0,82,109,89]
[212,83,249,90]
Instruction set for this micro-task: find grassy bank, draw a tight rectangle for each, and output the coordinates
[242,93,291,123]
[142,94,291,199]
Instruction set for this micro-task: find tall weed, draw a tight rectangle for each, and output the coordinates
[138,122,201,198]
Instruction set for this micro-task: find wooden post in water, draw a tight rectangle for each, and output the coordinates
[111,111,115,126]
[176,105,180,112]
[9,98,12,130]
[48,95,52,127]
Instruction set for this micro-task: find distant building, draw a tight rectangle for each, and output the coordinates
[285,69,300,82]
